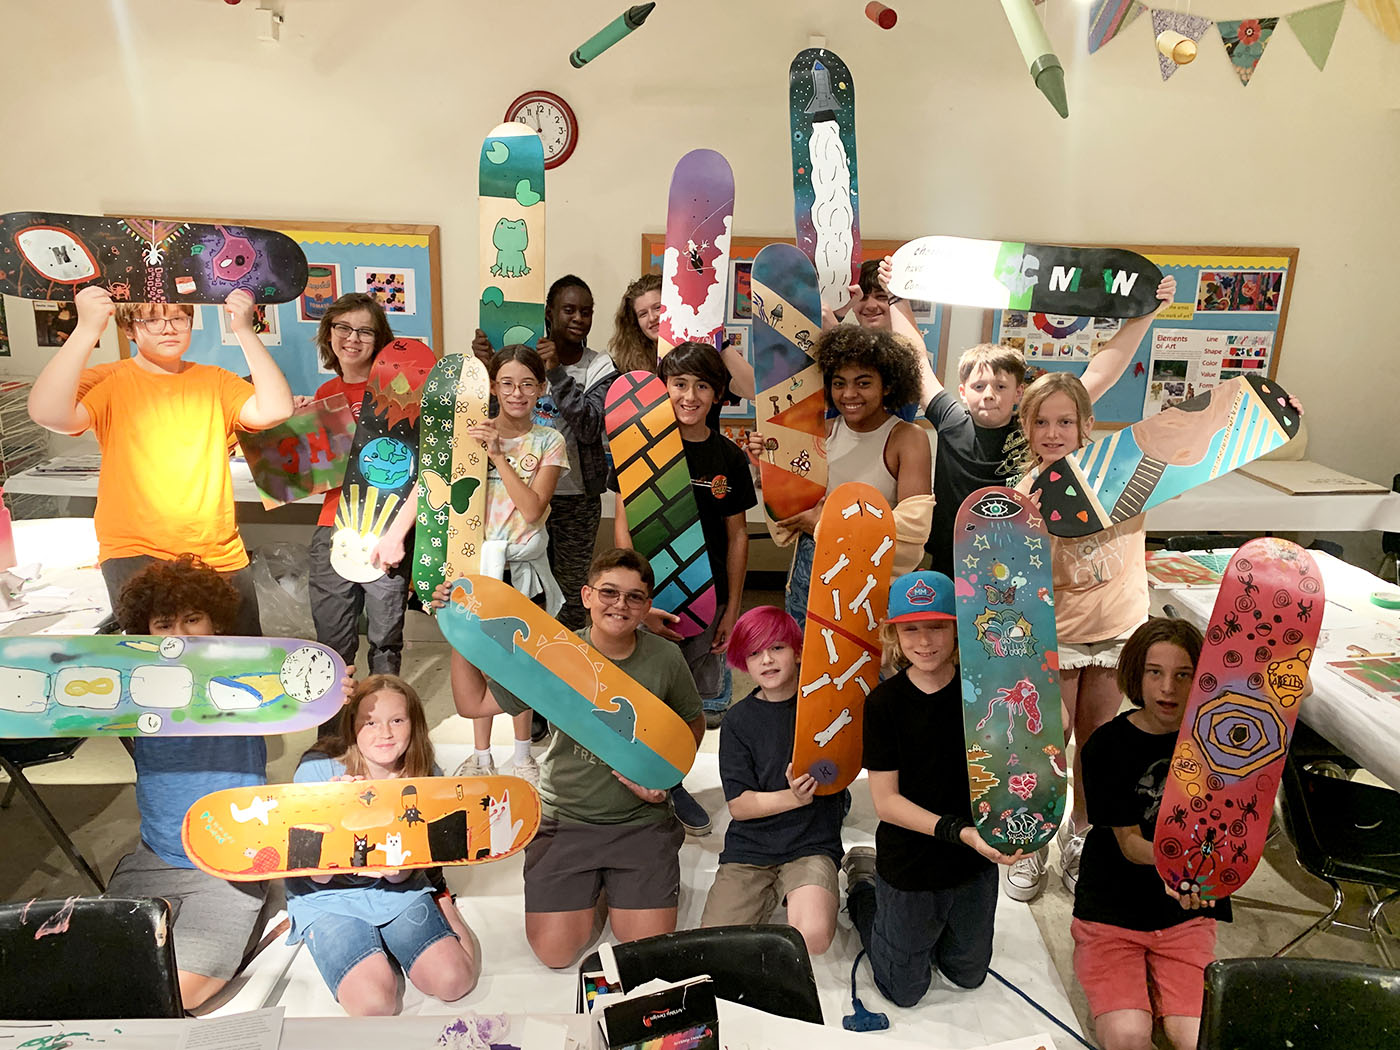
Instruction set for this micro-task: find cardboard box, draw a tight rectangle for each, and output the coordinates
[590,975,718,1050]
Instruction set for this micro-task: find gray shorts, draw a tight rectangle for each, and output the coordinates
[678,610,727,699]
[106,841,268,980]
[522,817,684,913]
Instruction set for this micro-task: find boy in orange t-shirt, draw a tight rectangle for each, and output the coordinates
[28,284,294,634]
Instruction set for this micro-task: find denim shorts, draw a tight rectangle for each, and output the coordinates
[302,895,456,999]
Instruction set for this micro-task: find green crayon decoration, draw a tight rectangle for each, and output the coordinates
[999,0,1068,119]
[570,3,656,68]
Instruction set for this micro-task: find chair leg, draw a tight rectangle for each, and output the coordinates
[1274,879,1344,958]
[1366,889,1399,969]
[1,778,16,809]
[0,757,105,893]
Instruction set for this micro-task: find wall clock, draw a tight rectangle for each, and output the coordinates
[505,90,579,170]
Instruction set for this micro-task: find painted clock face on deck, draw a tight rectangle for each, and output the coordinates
[505,91,578,170]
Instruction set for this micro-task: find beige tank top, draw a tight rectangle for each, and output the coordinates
[827,415,900,505]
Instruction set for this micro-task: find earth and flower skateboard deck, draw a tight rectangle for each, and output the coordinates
[1032,375,1301,538]
[953,487,1065,852]
[480,123,546,350]
[0,212,308,304]
[183,775,540,880]
[411,354,491,607]
[605,371,716,638]
[1155,538,1322,900]
[333,338,437,583]
[793,483,895,793]
[236,394,356,510]
[0,635,344,737]
[658,149,733,357]
[437,575,698,790]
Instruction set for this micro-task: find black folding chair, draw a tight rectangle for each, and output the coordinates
[0,738,106,891]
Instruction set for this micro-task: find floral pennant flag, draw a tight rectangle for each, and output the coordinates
[1089,0,1147,53]
[1150,8,1215,81]
[1286,1,1346,71]
[1355,0,1400,43]
[1218,17,1279,85]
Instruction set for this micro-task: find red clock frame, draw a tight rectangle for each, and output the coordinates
[504,90,578,170]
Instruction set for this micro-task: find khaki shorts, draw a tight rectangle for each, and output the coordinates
[523,816,684,913]
[700,855,839,927]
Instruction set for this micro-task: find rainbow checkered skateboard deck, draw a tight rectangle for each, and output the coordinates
[658,149,733,357]
[479,123,546,349]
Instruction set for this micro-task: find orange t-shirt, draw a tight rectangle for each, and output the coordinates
[80,359,255,570]
[314,376,369,528]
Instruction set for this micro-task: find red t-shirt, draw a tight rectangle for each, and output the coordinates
[317,376,368,527]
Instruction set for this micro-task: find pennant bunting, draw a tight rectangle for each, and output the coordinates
[1355,0,1400,43]
[1089,0,1147,52]
[1286,1,1346,70]
[1151,9,1216,80]
[1218,17,1280,84]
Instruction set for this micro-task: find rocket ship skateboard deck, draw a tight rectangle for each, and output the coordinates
[789,47,860,312]
[183,775,540,881]
[1032,375,1301,539]
[793,483,895,794]
[333,338,438,583]
[953,487,1065,852]
[658,149,734,357]
[438,575,698,790]
[0,212,308,304]
[411,354,491,607]
[1155,539,1321,900]
[751,244,828,534]
[236,394,356,510]
[888,236,1163,317]
[0,635,344,737]
[479,123,546,349]
[604,370,716,638]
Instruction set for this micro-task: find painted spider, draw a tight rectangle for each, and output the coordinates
[1166,804,1188,829]
[1239,794,1260,823]
[1222,611,1243,638]
[1296,599,1313,623]
[1231,841,1249,864]
[143,243,164,266]
[1239,572,1259,599]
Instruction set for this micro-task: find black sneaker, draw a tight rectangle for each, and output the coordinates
[671,784,712,836]
[530,712,550,743]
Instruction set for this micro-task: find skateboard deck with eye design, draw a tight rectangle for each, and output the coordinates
[479,123,546,349]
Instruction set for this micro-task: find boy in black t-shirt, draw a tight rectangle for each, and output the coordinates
[843,572,1022,1006]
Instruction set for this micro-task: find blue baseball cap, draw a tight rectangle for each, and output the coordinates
[886,571,956,623]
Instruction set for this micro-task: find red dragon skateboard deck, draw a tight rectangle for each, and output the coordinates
[658,149,733,357]
[953,487,1065,852]
[793,483,895,794]
[1155,538,1322,900]
[183,775,540,881]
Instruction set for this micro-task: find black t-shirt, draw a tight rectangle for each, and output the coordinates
[923,391,1025,576]
[717,689,845,867]
[862,669,991,892]
[1074,711,1234,931]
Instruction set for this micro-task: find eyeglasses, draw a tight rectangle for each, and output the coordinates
[590,585,649,608]
[496,379,540,395]
[331,322,377,342]
[132,315,193,333]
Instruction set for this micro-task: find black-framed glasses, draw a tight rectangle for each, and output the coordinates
[331,322,377,342]
[590,584,649,608]
[133,315,193,333]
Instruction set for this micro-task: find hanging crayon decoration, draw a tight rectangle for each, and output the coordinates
[865,3,897,29]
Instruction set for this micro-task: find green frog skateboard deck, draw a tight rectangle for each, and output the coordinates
[658,149,733,357]
[480,122,546,350]
[236,394,355,510]
[604,370,716,639]
[333,338,437,583]
[953,487,1065,852]
[411,354,490,606]
[1032,375,1301,538]
[183,775,540,881]
[0,212,308,303]
[438,575,698,790]
[793,483,895,794]
[0,635,344,737]
[1155,538,1321,900]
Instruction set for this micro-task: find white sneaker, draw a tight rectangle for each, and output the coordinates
[1003,846,1049,902]
[454,753,497,777]
[1061,828,1087,894]
[512,753,540,788]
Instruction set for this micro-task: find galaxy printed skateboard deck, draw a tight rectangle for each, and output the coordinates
[236,394,355,510]
[751,244,827,534]
[183,775,539,881]
[605,371,716,638]
[888,236,1162,317]
[1032,375,1301,539]
[953,488,1065,852]
[1155,539,1322,900]
[479,123,546,349]
[0,212,308,304]
[411,354,490,607]
[658,149,733,357]
[789,47,860,312]
[793,483,895,794]
[333,339,437,583]
[0,635,344,737]
[438,575,698,790]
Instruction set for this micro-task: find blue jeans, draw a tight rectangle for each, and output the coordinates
[302,895,456,999]
[784,533,816,632]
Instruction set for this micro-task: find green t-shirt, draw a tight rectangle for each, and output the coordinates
[491,626,702,825]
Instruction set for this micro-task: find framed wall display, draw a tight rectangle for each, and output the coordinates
[981,244,1298,428]
[642,233,948,420]
[114,217,442,396]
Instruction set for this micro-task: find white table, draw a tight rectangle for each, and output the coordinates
[1143,470,1400,533]
[4,453,319,507]
[0,517,110,635]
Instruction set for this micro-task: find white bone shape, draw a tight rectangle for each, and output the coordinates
[861,600,878,632]
[800,673,833,698]
[848,574,877,613]
[820,627,839,664]
[819,553,851,585]
[834,650,873,690]
[863,502,885,518]
[814,707,853,747]
[870,535,894,567]
[856,677,871,696]
[841,501,861,519]
[830,590,842,620]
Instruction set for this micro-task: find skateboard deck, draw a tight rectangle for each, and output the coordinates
[236,394,355,510]
[0,635,344,737]
[183,775,539,881]
[1032,375,1301,539]
[658,149,734,357]
[0,212,308,304]
[888,236,1163,317]
[604,371,716,639]
[438,575,698,790]
[480,123,546,349]
[751,244,828,532]
[953,487,1065,852]
[789,47,860,312]
[1155,539,1322,899]
[411,354,491,607]
[332,338,438,583]
[793,483,895,794]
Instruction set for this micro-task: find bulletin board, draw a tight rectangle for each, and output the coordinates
[115,217,442,396]
[641,234,948,420]
[982,245,1299,428]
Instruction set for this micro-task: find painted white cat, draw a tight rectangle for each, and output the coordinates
[487,790,524,857]
[377,831,412,867]
[229,795,278,825]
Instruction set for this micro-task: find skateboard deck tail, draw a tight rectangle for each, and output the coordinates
[480,123,546,349]
[658,149,734,356]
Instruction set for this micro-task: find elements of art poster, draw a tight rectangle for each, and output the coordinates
[1142,328,1273,418]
